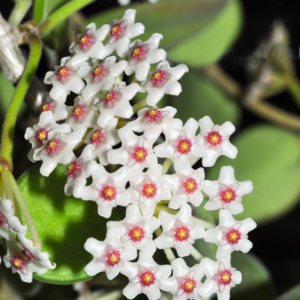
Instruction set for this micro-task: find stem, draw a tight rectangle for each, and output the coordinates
[285,75,300,109]
[0,34,42,170]
[8,0,32,25]
[133,98,147,114]
[38,0,96,36]
[162,158,173,174]
[95,290,122,300]
[155,205,177,217]
[155,228,176,262]
[190,245,203,263]
[6,170,41,248]
[33,0,44,24]
[192,216,215,229]
[131,77,140,84]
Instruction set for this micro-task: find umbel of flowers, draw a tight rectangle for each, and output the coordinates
[22,9,256,300]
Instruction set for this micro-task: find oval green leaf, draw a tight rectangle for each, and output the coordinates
[17,164,122,284]
[86,0,235,58]
[169,70,240,125]
[206,125,300,224]
[275,285,300,300]
[168,0,242,66]
[230,253,276,300]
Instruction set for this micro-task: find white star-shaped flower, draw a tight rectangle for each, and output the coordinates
[125,33,167,81]
[161,258,204,300]
[121,252,172,300]
[80,161,131,218]
[84,118,120,165]
[199,257,242,300]
[107,204,160,256]
[141,60,188,106]
[203,166,253,215]
[163,164,205,209]
[25,111,71,162]
[94,82,139,127]
[84,228,137,280]
[205,210,256,260]
[66,96,99,138]
[41,94,69,121]
[154,203,205,257]
[105,9,145,57]
[0,199,27,240]
[39,131,81,177]
[154,118,204,171]
[44,56,87,102]
[129,164,171,218]
[126,106,182,143]
[69,23,112,61]
[199,116,238,167]
[78,56,128,99]
[64,145,96,198]
[3,239,51,283]
[108,127,157,176]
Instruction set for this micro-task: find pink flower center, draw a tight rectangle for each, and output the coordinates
[132,45,147,62]
[67,161,82,179]
[182,178,197,194]
[42,101,56,112]
[128,226,145,242]
[92,65,110,83]
[218,270,232,285]
[139,270,156,287]
[176,138,192,155]
[143,109,163,124]
[100,185,117,201]
[78,33,95,51]
[45,139,65,158]
[174,226,190,241]
[12,256,26,270]
[151,70,171,88]
[206,131,222,147]
[21,248,34,261]
[90,129,107,148]
[110,23,126,40]
[56,66,72,83]
[103,90,122,108]
[225,229,241,245]
[131,146,148,163]
[105,250,121,266]
[0,212,8,226]
[35,128,49,143]
[72,104,90,123]
[180,278,196,294]
[141,182,157,198]
[220,188,236,203]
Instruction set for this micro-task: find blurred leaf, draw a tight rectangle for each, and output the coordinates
[0,70,15,115]
[275,284,300,300]
[230,253,276,300]
[206,125,300,224]
[169,70,240,125]
[169,0,242,66]
[44,0,69,19]
[0,70,26,117]
[86,0,238,64]
[18,164,122,284]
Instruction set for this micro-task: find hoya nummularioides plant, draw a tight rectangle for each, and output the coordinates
[18,8,256,299]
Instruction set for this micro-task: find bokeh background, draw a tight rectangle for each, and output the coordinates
[1,0,300,299]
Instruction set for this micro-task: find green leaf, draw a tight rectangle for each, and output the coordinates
[206,125,300,224]
[86,0,237,62]
[169,0,242,66]
[169,70,240,125]
[0,71,15,116]
[17,164,123,284]
[230,253,276,300]
[275,285,300,300]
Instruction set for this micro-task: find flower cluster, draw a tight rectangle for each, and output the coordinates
[0,197,55,282]
[26,9,256,299]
